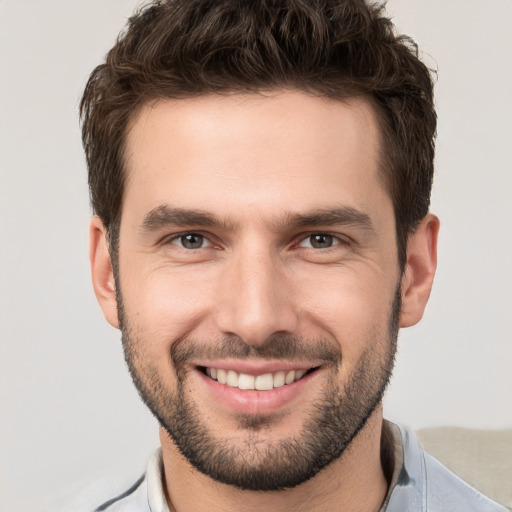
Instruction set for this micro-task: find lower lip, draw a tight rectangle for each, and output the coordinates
[195,368,319,415]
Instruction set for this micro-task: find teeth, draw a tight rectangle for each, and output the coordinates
[285,370,296,384]
[217,368,227,384]
[238,373,255,390]
[273,371,285,388]
[226,370,238,387]
[205,367,310,390]
[295,369,307,380]
[255,373,273,391]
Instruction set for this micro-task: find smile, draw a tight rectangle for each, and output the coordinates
[203,367,312,390]
[196,363,323,414]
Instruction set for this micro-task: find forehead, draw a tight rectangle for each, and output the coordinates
[122,91,389,226]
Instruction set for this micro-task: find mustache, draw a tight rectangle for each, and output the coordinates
[171,334,342,368]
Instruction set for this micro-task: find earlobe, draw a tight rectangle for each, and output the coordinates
[399,213,440,328]
[89,216,119,328]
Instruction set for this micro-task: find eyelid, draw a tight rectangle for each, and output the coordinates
[164,231,216,249]
[294,232,351,249]
[160,230,351,250]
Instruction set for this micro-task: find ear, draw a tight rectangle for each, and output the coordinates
[89,216,119,328]
[400,213,440,328]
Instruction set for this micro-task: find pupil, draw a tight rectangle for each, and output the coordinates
[311,234,332,248]
[182,234,203,249]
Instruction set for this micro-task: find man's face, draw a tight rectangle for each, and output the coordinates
[114,92,402,490]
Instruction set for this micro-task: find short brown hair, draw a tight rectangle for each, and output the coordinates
[80,0,436,268]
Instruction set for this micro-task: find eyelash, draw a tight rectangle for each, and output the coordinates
[165,231,350,251]
[167,232,213,250]
[295,233,349,250]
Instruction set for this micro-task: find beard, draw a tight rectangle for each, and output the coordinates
[117,286,400,491]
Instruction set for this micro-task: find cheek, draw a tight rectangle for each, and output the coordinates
[295,267,394,349]
[120,263,217,339]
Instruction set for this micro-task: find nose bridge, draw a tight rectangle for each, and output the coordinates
[215,241,298,344]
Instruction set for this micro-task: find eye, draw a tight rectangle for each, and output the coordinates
[298,234,341,249]
[171,233,211,249]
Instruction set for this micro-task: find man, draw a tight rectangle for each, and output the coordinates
[77,0,507,511]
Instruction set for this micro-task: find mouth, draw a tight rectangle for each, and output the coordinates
[199,366,318,391]
[194,362,324,415]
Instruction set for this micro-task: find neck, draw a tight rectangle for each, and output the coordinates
[159,406,388,512]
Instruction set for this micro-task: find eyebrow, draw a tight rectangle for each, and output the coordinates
[278,207,375,232]
[139,205,374,234]
[140,205,237,232]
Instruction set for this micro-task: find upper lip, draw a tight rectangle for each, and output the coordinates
[194,359,321,375]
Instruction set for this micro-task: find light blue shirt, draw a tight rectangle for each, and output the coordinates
[66,422,508,511]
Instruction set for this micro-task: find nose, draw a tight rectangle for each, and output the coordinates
[214,246,299,345]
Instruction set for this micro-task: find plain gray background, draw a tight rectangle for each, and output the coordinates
[1,0,511,510]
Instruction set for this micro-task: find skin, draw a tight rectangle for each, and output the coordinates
[90,91,439,512]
